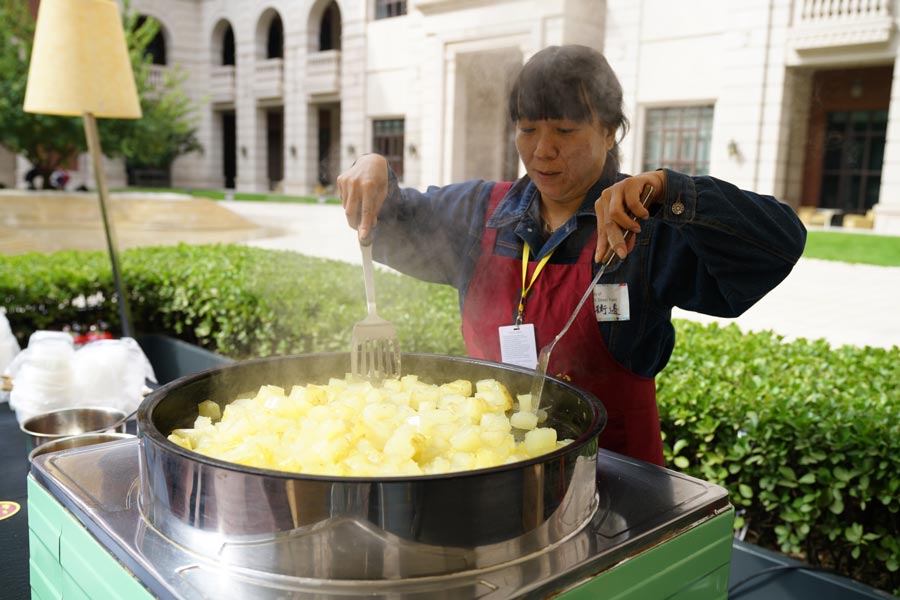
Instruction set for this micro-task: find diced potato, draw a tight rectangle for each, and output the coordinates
[383,426,424,461]
[524,427,558,457]
[409,387,439,410]
[480,413,512,432]
[306,385,329,405]
[440,379,472,397]
[169,375,571,477]
[450,452,476,471]
[449,425,482,452]
[479,430,509,448]
[168,432,192,450]
[476,379,514,410]
[193,415,213,429]
[517,393,534,414]
[197,400,221,421]
[510,411,539,431]
[381,378,402,392]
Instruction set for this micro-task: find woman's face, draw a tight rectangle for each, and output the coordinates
[515,118,615,208]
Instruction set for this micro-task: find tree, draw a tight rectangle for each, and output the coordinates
[100,9,203,174]
[0,0,202,188]
[0,0,83,188]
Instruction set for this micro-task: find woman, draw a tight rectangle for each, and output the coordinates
[338,45,806,466]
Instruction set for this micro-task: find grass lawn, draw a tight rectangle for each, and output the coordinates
[116,187,341,205]
[803,230,900,267]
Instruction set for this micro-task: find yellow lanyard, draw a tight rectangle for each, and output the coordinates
[516,242,554,326]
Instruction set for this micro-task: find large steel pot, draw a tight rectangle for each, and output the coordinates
[137,353,605,580]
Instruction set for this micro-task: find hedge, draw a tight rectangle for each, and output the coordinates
[658,321,899,594]
[0,244,465,358]
[1,244,897,594]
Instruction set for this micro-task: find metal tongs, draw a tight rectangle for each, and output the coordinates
[350,236,401,381]
[529,184,655,411]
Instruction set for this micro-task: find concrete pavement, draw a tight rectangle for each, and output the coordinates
[220,200,900,351]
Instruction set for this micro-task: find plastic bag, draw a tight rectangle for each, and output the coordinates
[72,337,156,414]
[7,332,75,421]
[0,309,21,380]
[7,331,157,424]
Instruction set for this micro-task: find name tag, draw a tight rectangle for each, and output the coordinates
[498,324,538,369]
[593,283,630,321]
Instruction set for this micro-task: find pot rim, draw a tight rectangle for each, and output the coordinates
[20,405,128,437]
[138,351,605,483]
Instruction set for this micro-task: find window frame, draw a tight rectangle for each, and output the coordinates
[641,104,714,176]
[372,118,405,180]
[374,0,407,20]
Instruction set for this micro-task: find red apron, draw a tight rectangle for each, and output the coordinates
[461,182,664,466]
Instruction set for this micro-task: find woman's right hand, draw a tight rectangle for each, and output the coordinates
[337,154,389,242]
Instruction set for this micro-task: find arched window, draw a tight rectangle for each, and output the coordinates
[222,25,235,65]
[136,15,167,65]
[267,15,283,59]
[320,2,341,51]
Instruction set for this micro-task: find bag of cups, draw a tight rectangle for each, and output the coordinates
[6,330,156,425]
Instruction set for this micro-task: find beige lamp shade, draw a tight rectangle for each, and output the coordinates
[24,0,142,119]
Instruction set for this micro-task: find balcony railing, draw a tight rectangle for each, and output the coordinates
[143,64,166,98]
[790,0,893,50]
[306,50,341,97]
[211,65,236,105]
[254,58,284,100]
[147,65,166,89]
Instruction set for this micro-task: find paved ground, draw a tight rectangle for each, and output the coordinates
[221,200,900,351]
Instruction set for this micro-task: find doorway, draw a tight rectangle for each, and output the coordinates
[819,109,887,213]
[802,65,892,214]
[222,111,236,189]
[266,108,284,191]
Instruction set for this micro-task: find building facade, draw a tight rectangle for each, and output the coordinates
[605,0,900,233]
[4,0,900,233]
[112,0,604,195]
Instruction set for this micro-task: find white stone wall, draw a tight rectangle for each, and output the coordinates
[606,0,900,231]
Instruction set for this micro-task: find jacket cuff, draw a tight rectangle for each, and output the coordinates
[658,168,695,224]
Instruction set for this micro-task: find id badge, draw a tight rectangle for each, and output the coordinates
[593,283,630,321]
[498,324,538,369]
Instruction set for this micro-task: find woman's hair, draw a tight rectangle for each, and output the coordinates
[508,45,629,173]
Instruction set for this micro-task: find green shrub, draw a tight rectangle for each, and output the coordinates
[0,244,465,358]
[0,250,114,336]
[2,245,897,593]
[659,320,899,593]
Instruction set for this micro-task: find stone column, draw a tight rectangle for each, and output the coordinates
[235,32,266,193]
[339,2,367,177]
[282,21,311,196]
[874,56,900,233]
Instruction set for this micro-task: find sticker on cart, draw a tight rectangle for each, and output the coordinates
[0,501,20,521]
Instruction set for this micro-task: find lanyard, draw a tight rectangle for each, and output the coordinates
[516,242,554,326]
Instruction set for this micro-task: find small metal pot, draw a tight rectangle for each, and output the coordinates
[20,406,127,454]
[28,431,135,462]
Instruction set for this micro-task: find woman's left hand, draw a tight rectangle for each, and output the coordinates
[594,171,666,262]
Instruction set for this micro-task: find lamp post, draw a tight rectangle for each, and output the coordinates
[23,0,142,338]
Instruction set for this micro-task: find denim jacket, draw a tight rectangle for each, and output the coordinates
[372,168,807,377]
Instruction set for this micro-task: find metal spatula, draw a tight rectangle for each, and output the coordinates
[529,184,655,412]
[350,237,401,381]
